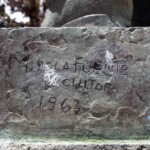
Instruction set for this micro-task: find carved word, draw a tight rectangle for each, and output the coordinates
[32,57,128,75]
[62,77,113,94]
[41,57,127,75]
[104,61,128,75]
[8,54,128,75]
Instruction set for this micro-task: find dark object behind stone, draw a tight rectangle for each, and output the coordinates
[132,0,150,27]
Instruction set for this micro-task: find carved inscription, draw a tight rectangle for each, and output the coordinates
[62,78,113,94]
[39,96,85,115]
[3,27,150,139]
[7,53,130,114]
[21,57,128,75]
[13,54,128,75]
[8,53,29,72]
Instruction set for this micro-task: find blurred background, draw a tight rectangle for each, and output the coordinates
[0,0,48,27]
[1,0,150,27]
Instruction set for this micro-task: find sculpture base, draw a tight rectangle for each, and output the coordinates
[0,140,150,150]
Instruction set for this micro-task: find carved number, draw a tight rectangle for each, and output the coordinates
[40,96,81,115]
[48,97,57,110]
[74,99,80,115]
[61,99,71,113]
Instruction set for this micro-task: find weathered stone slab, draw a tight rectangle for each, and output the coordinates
[0,27,150,139]
[1,141,150,150]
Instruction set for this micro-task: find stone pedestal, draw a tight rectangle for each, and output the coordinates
[1,141,150,150]
[0,27,150,141]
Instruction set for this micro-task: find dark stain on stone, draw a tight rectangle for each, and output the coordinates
[90,111,109,118]
[90,61,102,70]
[23,38,41,53]
[98,34,105,40]
[82,28,87,32]
[48,35,66,46]
[22,55,29,62]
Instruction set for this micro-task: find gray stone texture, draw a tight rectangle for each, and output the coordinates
[42,0,133,27]
[0,27,150,139]
[0,142,150,150]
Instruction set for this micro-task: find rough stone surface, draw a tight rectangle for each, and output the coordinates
[1,27,150,139]
[0,141,150,150]
[42,0,133,27]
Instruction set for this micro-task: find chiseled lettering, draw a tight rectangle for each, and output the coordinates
[63,61,69,71]
[61,99,71,113]
[72,78,82,88]
[88,79,96,89]
[95,83,103,90]
[62,79,71,87]
[82,64,91,73]
[74,57,83,73]
[37,60,43,71]
[9,54,22,69]
[104,83,113,94]
[54,62,59,70]
[121,64,128,75]
[48,97,57,110]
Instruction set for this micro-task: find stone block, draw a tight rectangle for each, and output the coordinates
[0,27,150,139]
